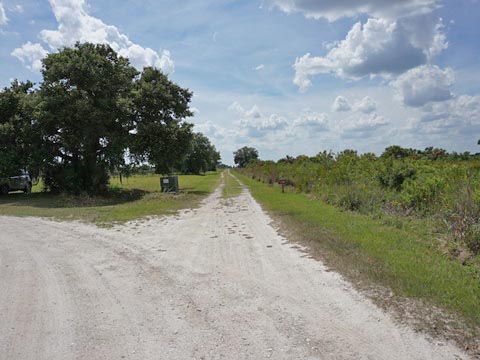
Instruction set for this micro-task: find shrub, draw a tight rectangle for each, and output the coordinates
[240,149,480,259]
[401,176,445,213]
[377,161,417,191]
[447,180,480,255]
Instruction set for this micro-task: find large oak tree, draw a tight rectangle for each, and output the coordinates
[31,42,195,194]
[38,42,137,193]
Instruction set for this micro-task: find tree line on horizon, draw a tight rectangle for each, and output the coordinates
[0,42,220,194]
[233,144,480,168]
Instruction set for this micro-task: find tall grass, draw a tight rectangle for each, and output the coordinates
[222,170,243,198]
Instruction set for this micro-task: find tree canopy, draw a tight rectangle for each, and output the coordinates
[38,43,137,193]
[381,145,415,159]
[0,80,40,178]
[233,146,259,167]
[180,132,221,175]
[130,67,194,175]
[0,42,213,194]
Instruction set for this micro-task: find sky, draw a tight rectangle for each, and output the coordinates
[1,0,479,164]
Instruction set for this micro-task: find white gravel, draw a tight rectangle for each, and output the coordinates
[0,177,470,359]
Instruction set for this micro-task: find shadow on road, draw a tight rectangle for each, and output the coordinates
[0,188,148,209]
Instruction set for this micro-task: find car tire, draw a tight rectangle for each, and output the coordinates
[24,183,32,194]
[0,184,9,195]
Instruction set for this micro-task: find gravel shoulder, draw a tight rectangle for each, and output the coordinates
[0,179,471,359]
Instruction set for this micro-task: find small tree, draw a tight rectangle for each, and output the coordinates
[381,145,415,159]
[233,146,259,167]
[423,146,447,160]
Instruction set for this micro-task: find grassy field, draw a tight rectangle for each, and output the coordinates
[235,171,480,339]
[222,170,243,198]
[0,172,222,224]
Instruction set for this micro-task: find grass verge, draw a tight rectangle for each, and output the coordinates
[0,172,221,225]
[235,171,480,348]
[222,170,243,198]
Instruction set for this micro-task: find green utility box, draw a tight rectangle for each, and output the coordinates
[160,176,179,193]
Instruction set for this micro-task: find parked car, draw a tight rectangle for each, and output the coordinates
[0,170,33,195]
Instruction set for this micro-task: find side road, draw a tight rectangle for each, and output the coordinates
[0,179,470,359]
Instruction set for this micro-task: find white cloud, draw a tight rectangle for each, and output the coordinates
[254,64,265,71]
[13,0,173,73]
[229,102,289,138]
[330,95,386,138]
[341,113,389,138]
[241,113,289,138]
[230,102,331,141]
[245,105,263,118]
[392,65,455,107]
[399,95,480,140]
[293,113,329,132]
[259,114,289,131]
[416,95,480,133]
[13,5,24,13]
[241,105,287,137]
[265,0,438,22]
[293,15,447,90]
[195,121,226,140]
[11,42,48,72]
[354,96,377,113]
[0,2,7,25]
[332,96,351,112]
[332,95,377,113]
[228,101,245,115]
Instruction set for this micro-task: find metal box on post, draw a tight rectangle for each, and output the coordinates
[160,176,179,193]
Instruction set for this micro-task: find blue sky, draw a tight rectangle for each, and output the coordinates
[1,0,479,164]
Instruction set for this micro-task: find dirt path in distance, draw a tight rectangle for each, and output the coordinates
[0,177,470,359]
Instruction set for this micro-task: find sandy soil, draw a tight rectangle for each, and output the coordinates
[0,178,471,359]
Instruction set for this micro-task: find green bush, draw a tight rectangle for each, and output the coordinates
[377,161,417,191]
[401,176,445,213]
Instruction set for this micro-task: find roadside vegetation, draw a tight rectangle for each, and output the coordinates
[234,146,480,343]
[222,170,243,199]
[0,172,221,224]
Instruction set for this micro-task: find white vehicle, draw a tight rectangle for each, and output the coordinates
[0,170,33,195]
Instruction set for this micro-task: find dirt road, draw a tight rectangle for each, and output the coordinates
[0,177,470,359]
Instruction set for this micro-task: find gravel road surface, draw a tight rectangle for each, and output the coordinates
[0,178,470,359]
